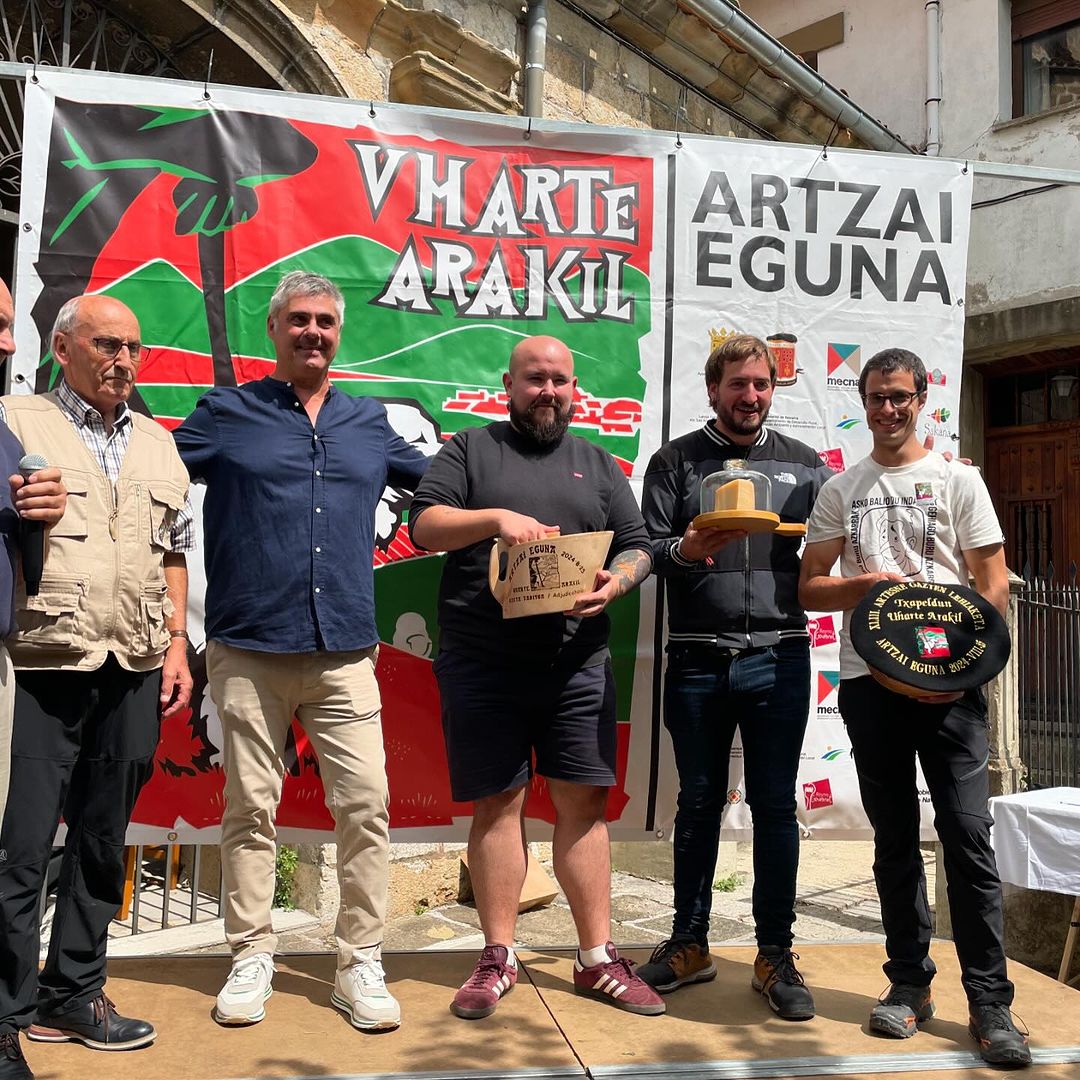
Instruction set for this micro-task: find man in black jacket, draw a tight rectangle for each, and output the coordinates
[637,334,831,1020]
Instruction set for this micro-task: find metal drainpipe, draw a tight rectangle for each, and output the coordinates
[678,0,913,153]
[925,0,942,155]
[524,0,548,118]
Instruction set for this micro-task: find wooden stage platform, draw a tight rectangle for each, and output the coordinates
[22,943,1080,1079]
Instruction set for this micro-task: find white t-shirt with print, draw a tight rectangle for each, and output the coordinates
[806,451,1005,679]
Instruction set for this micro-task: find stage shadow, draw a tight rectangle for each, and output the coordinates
[520,943,1009,1072]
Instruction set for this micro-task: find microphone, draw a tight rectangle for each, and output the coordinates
[18,453,49,597]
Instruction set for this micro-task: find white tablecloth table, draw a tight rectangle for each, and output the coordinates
[989,787,1080,983]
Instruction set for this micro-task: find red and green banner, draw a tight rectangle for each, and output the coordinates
[15,70,973,841]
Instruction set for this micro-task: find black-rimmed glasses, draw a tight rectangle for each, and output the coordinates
[863,391,920,410]
[91,336,151,362]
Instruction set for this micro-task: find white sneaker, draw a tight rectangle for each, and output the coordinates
[331,950,401,1031]
[214,953,276,1025]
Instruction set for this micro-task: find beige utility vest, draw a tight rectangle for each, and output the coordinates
[2,392,190,672]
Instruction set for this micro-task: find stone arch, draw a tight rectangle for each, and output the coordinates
[172,0,345,97]
[0,0,345,225]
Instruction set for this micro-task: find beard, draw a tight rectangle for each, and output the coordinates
[510,398,575,446]
[715,398,769,436]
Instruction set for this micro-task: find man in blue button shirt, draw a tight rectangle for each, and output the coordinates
[173,271,429,1034]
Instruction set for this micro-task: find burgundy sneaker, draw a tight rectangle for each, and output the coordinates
[450,945,518,1019]
[573,943,666,1015]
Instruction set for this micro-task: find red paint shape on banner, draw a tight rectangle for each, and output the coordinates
[87,121,654,296]
[373,523,421,567]
[803,778,834,811]
[524,725,631,825]
[134,701,225,829]
[131,644,632,832]
[228,121,655,286]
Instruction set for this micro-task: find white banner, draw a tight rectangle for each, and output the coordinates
[12,70,971,841]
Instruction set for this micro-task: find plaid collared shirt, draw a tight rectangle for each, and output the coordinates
[0,381,196,552]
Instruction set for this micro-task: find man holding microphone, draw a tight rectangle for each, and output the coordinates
[0,288,192,1080]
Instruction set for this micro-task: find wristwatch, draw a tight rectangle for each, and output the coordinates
[169,630,190,641]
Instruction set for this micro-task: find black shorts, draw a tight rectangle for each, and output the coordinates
[433,650,617,802]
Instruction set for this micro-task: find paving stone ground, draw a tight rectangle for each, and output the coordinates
[261,839,933,956]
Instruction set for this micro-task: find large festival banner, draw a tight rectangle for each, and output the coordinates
[13,69,972,842]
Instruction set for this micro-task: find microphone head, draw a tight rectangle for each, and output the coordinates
[18,453,50,478]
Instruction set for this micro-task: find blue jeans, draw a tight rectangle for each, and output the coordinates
[664,639,811,948]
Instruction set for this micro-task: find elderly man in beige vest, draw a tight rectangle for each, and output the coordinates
[0,293,193,1079]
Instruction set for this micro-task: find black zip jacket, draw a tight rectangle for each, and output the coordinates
[642,423,832,649]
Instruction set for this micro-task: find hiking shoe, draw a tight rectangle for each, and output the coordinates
[332,950,401,1031]
[573,943,666,1015]
[0,1031,33,1080]
[751,948,815,1021]
[968,1003,1032,1067]
[214,953,276,1025]
[869,983,935,1038]
[637,937,716,994]
[450,945,518,1019]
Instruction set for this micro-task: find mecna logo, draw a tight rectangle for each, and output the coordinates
[826,343,861,389]
[817,670,840,704]
[835,415,861,430]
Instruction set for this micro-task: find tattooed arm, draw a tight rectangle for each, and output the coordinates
[565,546,653,618]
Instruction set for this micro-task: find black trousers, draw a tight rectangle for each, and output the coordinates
[0,656,161,1033]
[838,675,1013,1006]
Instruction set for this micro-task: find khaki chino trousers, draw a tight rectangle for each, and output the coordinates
[206,642,389,970]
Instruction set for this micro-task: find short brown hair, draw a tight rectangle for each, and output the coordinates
[704,334,776,392]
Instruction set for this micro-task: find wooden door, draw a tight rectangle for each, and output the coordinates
[984,427,1080,580]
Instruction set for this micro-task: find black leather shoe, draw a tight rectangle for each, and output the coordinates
[0,1031,33,1080]
[26,995,155,1051]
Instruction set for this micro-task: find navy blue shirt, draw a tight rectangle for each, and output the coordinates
[174,377,430,653]
[0,422,24,640]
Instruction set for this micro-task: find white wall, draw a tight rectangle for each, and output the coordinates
[744,0,1080,317]
[741,1,928,148]
[939,0,1080,314]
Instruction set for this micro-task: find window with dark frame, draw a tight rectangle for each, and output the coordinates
[779,12,843,75]
[1012,0,1080,116]
[987,366,1080,428]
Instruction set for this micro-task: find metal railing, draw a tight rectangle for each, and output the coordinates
[123,844,224,936]
[1017,562,1080,789]
[39,844,224,942]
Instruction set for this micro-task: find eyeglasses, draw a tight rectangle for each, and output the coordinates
[863,391,920,410]
[91,336,151,362]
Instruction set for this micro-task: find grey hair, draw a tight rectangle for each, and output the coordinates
[51,296,83,344]
[268,271,345,326]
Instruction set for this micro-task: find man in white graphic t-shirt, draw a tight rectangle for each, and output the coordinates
[798,348,1031,1069]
